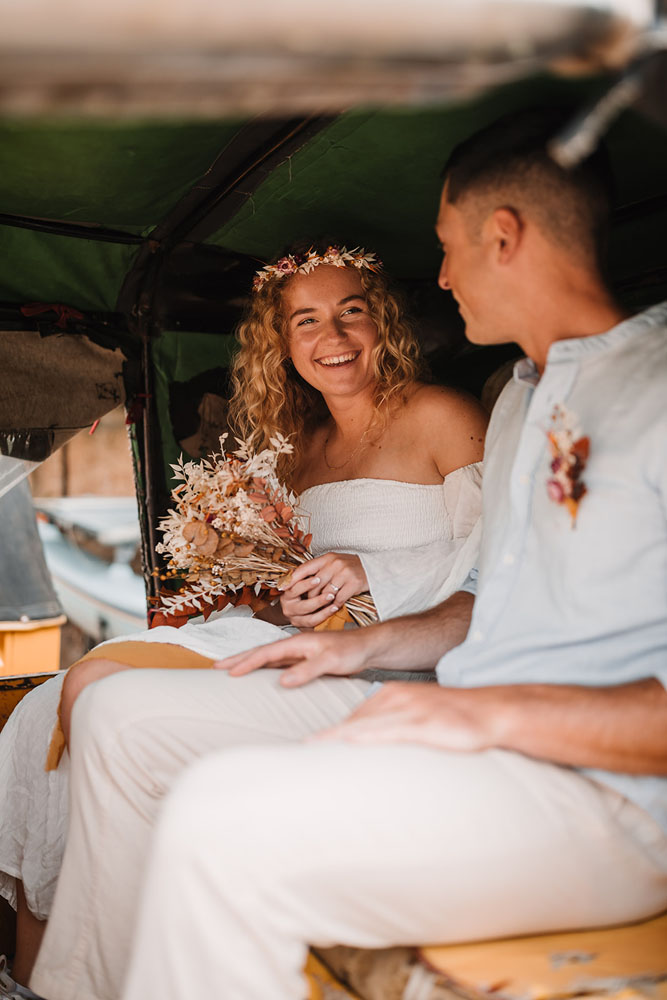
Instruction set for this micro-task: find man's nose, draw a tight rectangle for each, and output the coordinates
[438,257,450,290]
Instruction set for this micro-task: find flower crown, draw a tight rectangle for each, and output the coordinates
[252,245,381,293]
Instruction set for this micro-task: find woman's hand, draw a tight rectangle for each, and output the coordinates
[279,552,368,629]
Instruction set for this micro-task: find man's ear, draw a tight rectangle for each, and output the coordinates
[490,207,522,263]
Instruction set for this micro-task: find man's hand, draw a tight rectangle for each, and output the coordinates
[315,678,667,776]
[213,628,373,687]
[313,683,497,751]
[215,591,476,687]
[279,552,368,628]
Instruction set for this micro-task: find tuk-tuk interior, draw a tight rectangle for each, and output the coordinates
[3,70,667,599]
[1,2,666,995]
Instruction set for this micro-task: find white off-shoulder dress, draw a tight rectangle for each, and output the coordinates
[0,465,482,919]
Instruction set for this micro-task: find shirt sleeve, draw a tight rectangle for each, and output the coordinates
[458,567,478,597]
[359,463,482,621]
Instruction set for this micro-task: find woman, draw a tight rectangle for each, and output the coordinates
[0,244,486,996]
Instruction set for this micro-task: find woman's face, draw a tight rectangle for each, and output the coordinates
[282,265,379,403]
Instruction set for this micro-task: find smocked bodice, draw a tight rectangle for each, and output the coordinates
[299,464,482,556]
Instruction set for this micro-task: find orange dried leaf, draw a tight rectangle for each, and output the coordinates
[302,533,313,549]
[565,496,579,526]
[234,542,255,557]
[248,592,271,613]
[260,505,278,522]
[195,525,219,556]
[192,522,210,546]
[183,521,198,542]
[150,611,190,629]
[314,607,352,632]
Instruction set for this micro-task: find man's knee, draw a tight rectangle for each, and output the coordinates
[156,747,307,874]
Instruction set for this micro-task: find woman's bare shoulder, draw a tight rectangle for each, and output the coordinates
[402,383,487,474]
[404,383,487,433]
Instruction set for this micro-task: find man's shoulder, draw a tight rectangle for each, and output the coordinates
[611,302,667,367]
[603,307,667,412]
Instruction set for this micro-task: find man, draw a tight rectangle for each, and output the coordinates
[32,112,667,1000]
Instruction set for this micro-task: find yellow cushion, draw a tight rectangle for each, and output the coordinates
[420,912,667,1000]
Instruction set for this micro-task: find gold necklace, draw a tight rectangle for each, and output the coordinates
[323,426,371,471]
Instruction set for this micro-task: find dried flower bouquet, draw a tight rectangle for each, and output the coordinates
[154,434,378,630]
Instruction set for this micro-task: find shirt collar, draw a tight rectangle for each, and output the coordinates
[546,301,667,364]
[513,356,539,387]
[512,300,667,384]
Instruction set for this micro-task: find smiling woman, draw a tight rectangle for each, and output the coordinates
[232,243,486,496]
[231,243,423,486]
[0,240,488,994]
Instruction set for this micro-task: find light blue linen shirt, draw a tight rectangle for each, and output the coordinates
[436,302,667,832]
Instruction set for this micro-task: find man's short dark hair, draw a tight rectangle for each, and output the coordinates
[443,108,614,266]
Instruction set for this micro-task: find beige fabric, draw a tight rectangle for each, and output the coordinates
[348,465,483,620]
[32,668,667,1000]
[0,330,126,461]
[1,466,483,925]
[302,465,482,556]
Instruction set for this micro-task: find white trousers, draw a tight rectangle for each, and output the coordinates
[31,669,667,1000]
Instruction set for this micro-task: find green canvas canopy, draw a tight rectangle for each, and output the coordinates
[1,0,666,606]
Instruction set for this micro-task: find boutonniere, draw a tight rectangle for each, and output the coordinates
[546,405,589,527]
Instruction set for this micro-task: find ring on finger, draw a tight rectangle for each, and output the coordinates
[329,584,340,593]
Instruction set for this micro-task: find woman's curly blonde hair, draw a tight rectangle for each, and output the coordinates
[228,256,423,480]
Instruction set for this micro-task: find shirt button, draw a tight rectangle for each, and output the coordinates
[503,552,515,565]
[471,629,484,642]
